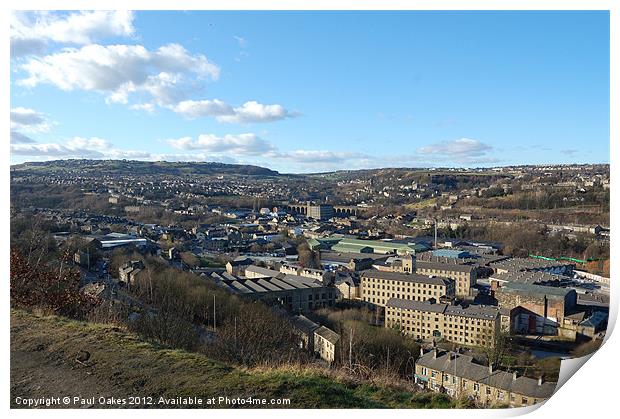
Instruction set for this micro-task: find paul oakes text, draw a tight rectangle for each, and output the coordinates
[14,395,292,407]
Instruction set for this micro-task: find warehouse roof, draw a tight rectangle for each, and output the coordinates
[489,257,575,272]
[210,272,325,295]
[496,282,575,299]
[490,271,569,285]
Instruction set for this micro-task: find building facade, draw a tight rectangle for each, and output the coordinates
[314,325,340,363]
[210,272,336,313]
[360,270,455,308]
[494,282,577,334]
[414,349,556,407]
[385,298,501,348]
[307,204,335,221]
[415,260,477,299]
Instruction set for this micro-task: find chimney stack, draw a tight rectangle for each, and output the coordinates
[420,347,425,357]
[512,371,517,381]
[488,363,493,374]
[538,375,544,386]
[433,348,438,359]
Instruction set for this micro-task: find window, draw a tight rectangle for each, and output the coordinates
[473,383,479,392]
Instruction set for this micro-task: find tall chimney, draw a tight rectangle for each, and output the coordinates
[512,371,517,381]
[433,348,438,359]
[420,347,425,357]
[538,376,544,386]
[488,363,493,374]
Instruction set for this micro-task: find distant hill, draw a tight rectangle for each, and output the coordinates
[10,310,456,409]
[10,159,280,177]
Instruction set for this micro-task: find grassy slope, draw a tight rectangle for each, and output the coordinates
[10,310,455,409]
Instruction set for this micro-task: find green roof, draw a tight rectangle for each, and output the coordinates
[320,237,424,255]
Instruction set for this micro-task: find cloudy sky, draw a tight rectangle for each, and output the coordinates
[10,10,609,173]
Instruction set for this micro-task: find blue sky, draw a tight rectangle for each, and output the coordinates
[10,10,609,173]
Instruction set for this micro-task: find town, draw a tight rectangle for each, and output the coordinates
[10,159,610,408]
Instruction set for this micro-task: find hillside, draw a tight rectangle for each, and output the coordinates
[10,159,280,177]
[10,310,456,409]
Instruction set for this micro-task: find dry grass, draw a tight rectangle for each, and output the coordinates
[11,309,457,409]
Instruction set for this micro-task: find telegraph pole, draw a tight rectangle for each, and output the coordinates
[349,327,353,370]
[213,294,216,332]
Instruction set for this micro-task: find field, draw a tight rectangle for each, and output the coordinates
[10,310,457,409]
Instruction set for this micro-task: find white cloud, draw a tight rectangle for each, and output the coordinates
[417,138,496,164]
[11,142,105,159]
[218,101,296,123]
[18,43,220,106]
[129,103,156,113]
[167,133,276,155]
[278,150,368,164]
[418,138,491,156]
[10,131,37,144]
[11,11,135,58]
[10,107,53,133]
[65,136,110,150]
[173,99,296,123]
[165,133,370,166]
[172,99,234,118]
[10,136,148,160]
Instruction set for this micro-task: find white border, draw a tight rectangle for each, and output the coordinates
[2,2,616,418]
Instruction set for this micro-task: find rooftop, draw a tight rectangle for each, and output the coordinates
[416,350,556,399]
[496,282,575,299]
[314,326,340,344]
[387,298,500,320]
[361,270,453,287]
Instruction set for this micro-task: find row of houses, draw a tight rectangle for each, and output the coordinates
[415,348,556,407]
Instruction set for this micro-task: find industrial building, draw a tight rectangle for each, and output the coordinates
[489,258,575,275]
[360,270,455,309]
[494,282,577,335]
[385,298,501,348]
[209,271,336,313]
[307,204,335,221]
[415,260,478,299]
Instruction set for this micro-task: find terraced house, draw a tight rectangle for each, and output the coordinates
[385,299,501,348]
[415,349,556,407]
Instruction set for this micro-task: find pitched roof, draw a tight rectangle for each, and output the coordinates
[416,350,556,399]
[314,326,340,344]
[416,260,476,273]
[387,298,500,320]
[290,315,319,333]
[361,270,452,286]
